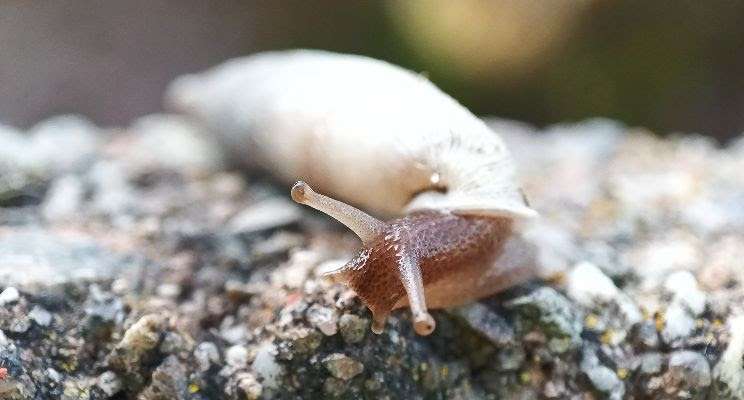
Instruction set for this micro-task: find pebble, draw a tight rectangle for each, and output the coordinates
[714,315,744,398]
[661,302,695,344]
[84,285,125,339]
[628,237,701,291]
[306,304,338,336]
[234,371,262,400]
[45,368,61,383]
[28,306,52,327]
[639,352,664,375]
[453,302,515,346]
[225,345,250,368]
[666,351,711,389]
[323,377,350,397]
[566,262,619,306]
[194,342,221,372]
[580,348,625,400]
[506,287,582,352]
[96,371,122,396]
[140,355,189,398]
[251,342,282,389]
[0,287,20,305]
[496,346,526,371]
[160,332,190,355]
[322,353,365,380]
[41,175,85,222]
[128,114,225,173]
[281,327,323,356]
[0,230,145,290]
[227,197,301,234]
[107,314,166,373]
[632,321,660,349]
[338,314,368,344]
[664,271,706,316]
[88,161,136,216]
[565,262,642,327]
[28,115,102,174]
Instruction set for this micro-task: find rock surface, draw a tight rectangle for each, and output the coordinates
[0,115,742,399]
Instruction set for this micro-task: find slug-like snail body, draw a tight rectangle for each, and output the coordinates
[167,50,539,335]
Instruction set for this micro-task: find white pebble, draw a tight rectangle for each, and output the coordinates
[0,287,20,305]
[42,175,85,221]
[225,345,249,368]
[29,306,52,327]
[664,271,707,316]
[252,342,282,389]
[566,262,619,306]
[662,302,695,343]
[715,315,744,398]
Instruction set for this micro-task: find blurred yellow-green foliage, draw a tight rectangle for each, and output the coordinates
[2,1,743,141]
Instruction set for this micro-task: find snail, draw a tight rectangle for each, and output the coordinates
[166,49,539,336]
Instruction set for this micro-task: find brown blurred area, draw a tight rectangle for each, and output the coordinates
[1,1,743,141]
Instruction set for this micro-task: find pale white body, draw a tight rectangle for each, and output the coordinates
[167,50,536,219]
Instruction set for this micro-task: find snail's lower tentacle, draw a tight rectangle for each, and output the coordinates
[397,251,436,336]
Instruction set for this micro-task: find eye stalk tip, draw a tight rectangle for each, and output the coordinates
[413,312,436,336]
[291,181,311,203]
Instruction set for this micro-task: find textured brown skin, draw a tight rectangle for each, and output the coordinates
[327,210,521,330]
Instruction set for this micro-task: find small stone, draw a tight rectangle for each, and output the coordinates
[88,161,136,216]
[714,315,744,398]
[83,285,125,341]
[128,114,225,173]
[235,372,262,400]
[364,372,384,391]
[45,368,62,383]
[323,377,349,397]
[28,306,52,327]
[322,353,365,380]
[628,237,701,291]
[566,262,642,326]
[0,231,147,289]
[220,323,249,345]
[661,303,695,344]
[639,352,663,375]
[338,314,368,344]
[194,342,221,372]
[156,283,182,299]
[0,287,20,305]
[632,321,660,349]
[107,314,166,374]
[306,304,338,336]
[664,271,706,316]
[8,318,29,334]
[225,345,249,368]
[42,175,85,222]
[665,351,711,389]
[506,287,582,351]
[228,198,301,234]
[281,327,323,356]
[62,379,93,400]
[160,332,191,355]
[566,261,619,306]
[96,371,122,396]
[453,303,515,346]
[139,355,189,399]
[581,348,625,400]
[251,342,282,390]
[29,114,101,174]
[496,346,526,371]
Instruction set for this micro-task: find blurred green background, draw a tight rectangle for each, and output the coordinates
[2,1,743,141]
